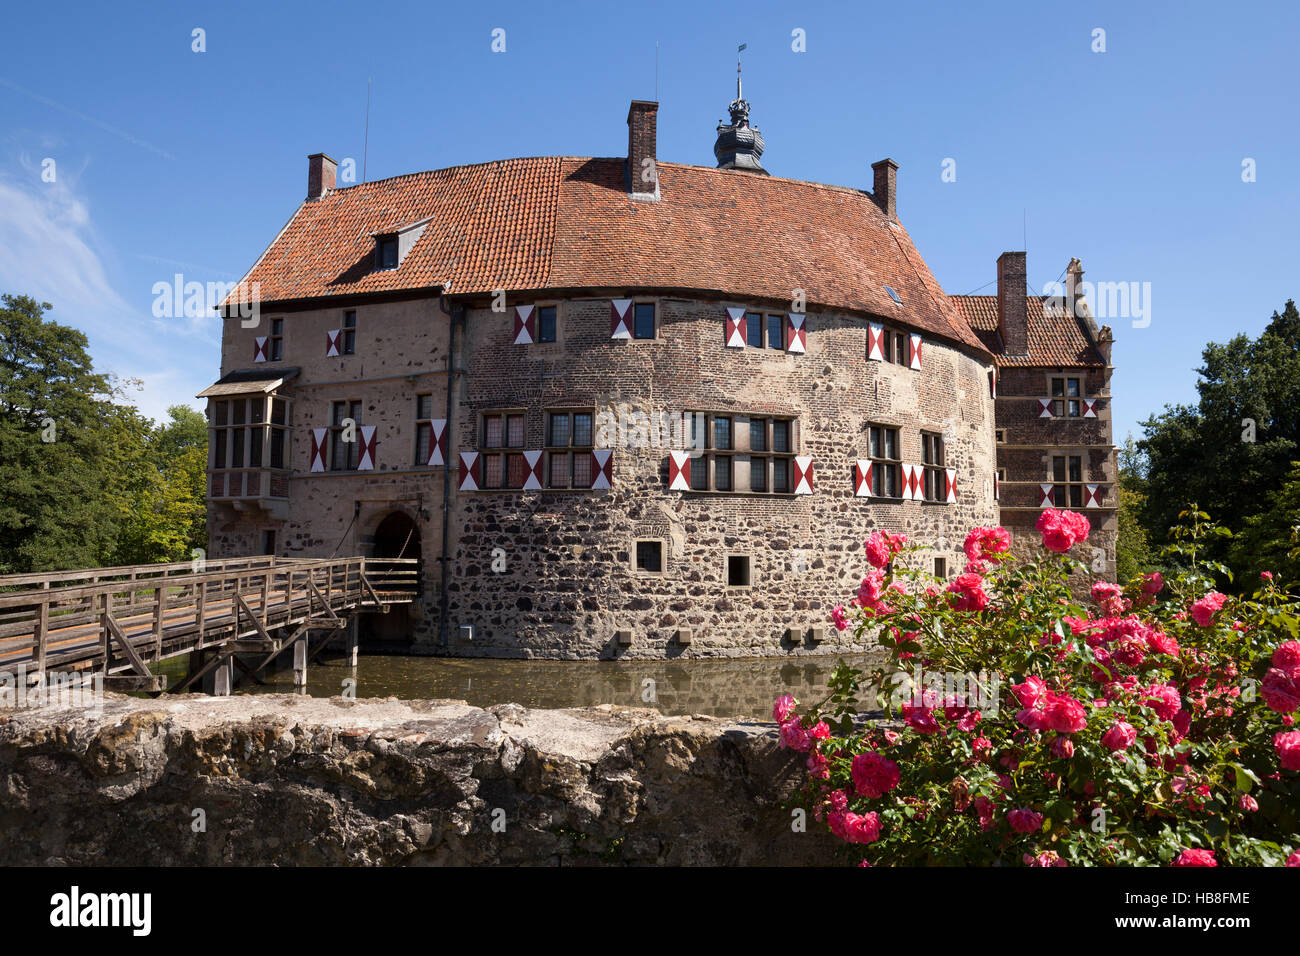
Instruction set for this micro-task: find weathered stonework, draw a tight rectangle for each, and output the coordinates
[0,696,836,866]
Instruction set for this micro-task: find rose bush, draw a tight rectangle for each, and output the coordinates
[776,507,1300,866]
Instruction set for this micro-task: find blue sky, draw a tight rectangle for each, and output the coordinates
[1,0,1296,443]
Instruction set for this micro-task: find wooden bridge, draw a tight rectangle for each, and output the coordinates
[0,556,418,695]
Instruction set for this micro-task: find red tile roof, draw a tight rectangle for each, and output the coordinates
[949,295,1106,367]
[225,156,989,355]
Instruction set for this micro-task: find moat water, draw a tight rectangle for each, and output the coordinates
[234,652,886,719]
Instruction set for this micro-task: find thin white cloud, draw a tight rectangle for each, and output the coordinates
[0,161,211,424]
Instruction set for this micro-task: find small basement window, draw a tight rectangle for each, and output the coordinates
[934,557,947,579]
[727,554,752,588]
[635,540,663,573]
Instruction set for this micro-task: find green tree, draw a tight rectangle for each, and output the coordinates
[0,295,119,572]
[1229,462,1300,585]
[1115,434,1153,583]
[1138,300,1300,581]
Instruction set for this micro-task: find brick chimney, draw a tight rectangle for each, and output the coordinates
[307,153,337,200]
[627,101,659,196]
[997,251,1029,356]
[871,158,898,219]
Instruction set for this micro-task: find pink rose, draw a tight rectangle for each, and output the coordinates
[1102,721,1137,752]
[1051,736,1075,759]
[858,570,887,607]
[1262,669,1300,714]
[864,531,892,569]
[1043,694,1088,733]
[1141,572,1164,595]
[1171,849,1217,867]
[1287,851,1300,867]
[851,752,901,799]
[1274,641,1300,679]
[964,526,1011,565]
[1023,851,1066,867]
[1239,794,1258,812]
[1190,592,1227,627]
[831,604,849,632]
[946,571,989,613]
[1146,628,1180,657]
[902,702,942,734]
[1275,730,1300,771]
[779,719,812,752]
[828,789,849,812]
[1036,509,1091,553]
[827,810,882,844]
[772,694,797,723]
[1012,676,1047,708]
[1007,808,1044,834]
[1141,684,1182,721]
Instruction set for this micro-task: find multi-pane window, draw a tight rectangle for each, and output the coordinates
[330,399,362,471]
[414,394,434,464]
[1052,454,1084,508]
[878,328,907,365]
[868,424,901,497]
[1050,377,1083,418]
[748,417,796,494]
[633,303,656,340]
[635,540,663,573]
[376,237,398,270]
[921,432,946,501]
[342,310,356,355]
[743,311,787,350]
[210,396,288,474]
[269,318,284,361]
[538,305,557,343]
[546,409,594,488]
[482,412,526,489]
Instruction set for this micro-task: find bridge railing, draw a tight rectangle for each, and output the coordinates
[0,556,419,678]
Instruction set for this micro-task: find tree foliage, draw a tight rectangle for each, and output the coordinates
[0,294,206,573]
[1138,300,1300,588]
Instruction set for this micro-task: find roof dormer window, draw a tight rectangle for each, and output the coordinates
[371,217,431,274]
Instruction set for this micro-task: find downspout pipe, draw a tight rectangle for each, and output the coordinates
[437,291,460,648]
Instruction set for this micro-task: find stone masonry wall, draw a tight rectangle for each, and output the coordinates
[0,695,836,866]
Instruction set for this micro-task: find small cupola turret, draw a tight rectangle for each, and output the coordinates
[713,45,768,175]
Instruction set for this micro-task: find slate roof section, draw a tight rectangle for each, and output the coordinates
[223,156,989,355]
[949,295,1107,367]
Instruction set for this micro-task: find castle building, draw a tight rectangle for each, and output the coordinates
[205,92,1116,658]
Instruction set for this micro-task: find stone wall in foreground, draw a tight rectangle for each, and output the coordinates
[0,695,836,866]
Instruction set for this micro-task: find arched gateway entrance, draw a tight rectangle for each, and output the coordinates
[361,511,421,647]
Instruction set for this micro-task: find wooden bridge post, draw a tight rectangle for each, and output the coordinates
[346,617,359,667]
[99,591,111,670]
[153,580,166,658]
[293,636,307,690]
[196,580,206,643]
[33,597,48,685]
[213,655,232,696]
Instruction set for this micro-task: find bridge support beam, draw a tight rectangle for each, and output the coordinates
[293,637,307,691]
[346,618,359,668]
[213,656,232,697]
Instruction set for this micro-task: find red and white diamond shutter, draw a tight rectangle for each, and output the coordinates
[591,450,613,489]
[1039,483,1055,507]
[253,337,268,363]
[909,333,923,370]
[944,468,957,503]
[786,313,807,353]
[458,452,479,492]
[610,299,632,340]
[1085,483,1103,508]
[725,307,746,348]
[668,451,691,490]
[428,419,447,467]
[309,428,327,473]
[357,426,377,471]
[1039,399,1054,418]
[1083,398,1098,418]
[522,450,544,490]
[867,322,885,361]
[905,463,923,501]
[854,459,872,497]
[513,305,535,345]
[793,456,814,494]
[325,330,341,357]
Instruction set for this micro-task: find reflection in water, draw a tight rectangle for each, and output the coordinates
[240,653,886,720]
